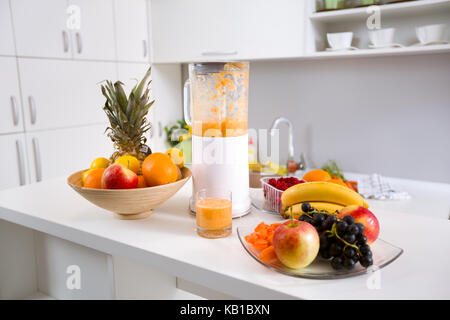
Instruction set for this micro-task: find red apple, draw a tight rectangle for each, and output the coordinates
[101,164,138,189]
[273,220,319,269]
[339,205,380,245]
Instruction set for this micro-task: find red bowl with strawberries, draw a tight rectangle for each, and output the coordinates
[260,176,305,213]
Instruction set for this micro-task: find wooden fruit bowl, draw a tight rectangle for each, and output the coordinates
[67,167,191,220]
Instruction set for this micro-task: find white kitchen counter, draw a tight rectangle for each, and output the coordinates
[0,174,449,299]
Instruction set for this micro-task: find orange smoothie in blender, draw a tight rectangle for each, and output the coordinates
[185,61,251,218]
[191,62,249,138]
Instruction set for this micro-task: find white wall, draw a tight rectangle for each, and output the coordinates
[248,53,450,183]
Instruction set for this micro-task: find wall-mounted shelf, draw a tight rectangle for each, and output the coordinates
[306,0,450,56]
[310,0,450,23]
[251,43,450,62]
[308,43,450,59]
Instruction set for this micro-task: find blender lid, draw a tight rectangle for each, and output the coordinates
[191,62,227,74]
[191,62,248,74]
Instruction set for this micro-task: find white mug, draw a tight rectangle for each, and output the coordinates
[368,28,395,47]
[416,24,447,44]
[327,32,353,50]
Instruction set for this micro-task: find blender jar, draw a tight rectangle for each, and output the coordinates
[184,62,251,217]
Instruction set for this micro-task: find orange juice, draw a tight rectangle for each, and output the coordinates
[196,198,232,238]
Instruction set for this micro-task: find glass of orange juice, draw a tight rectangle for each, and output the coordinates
[196,189,232,239]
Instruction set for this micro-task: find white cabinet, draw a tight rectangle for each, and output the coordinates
[11,0,117,61]
[69,0,116,61]
[11,0,71,59]
[0,57,24,134]
[0,0,16,56]
[150,0,305,62]
[34,233,115,299]
[19,58,116,131]
[0,134,29,190]
[26,124,112,183]
[116,62,150,87]
[147,64,183,151]
[114,0,149,62]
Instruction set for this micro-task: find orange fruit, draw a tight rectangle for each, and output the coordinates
[325,178,348,188]
[303,169,331,182]
[142,152,178,187]
[137,175,147,188]
[82,169,94,184]
[84,168,105,189]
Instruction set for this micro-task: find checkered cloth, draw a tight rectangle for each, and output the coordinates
[357,174,411,200]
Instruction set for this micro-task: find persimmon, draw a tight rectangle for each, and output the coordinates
[303,169,331,182]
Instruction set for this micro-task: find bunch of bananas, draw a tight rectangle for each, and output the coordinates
[281,181,368,218]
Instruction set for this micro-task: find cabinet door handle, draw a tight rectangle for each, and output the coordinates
[16,139,26,186]
[143,39,148,57]
[158,121,162,137]
[32,137,42,182]
[10,96,19,126]
[28,96,36,125]
[76,32,83,54]
[202,50,238,56]
[62,30,69,52]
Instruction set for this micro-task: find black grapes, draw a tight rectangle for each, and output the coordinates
[298,203,373,270]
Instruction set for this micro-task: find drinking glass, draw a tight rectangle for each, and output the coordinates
[196,189,232,239]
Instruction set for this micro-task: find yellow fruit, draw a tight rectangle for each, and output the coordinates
[281,181,368,212]
[82,169,94,185]
[90,157,110,170]
[166,148,185,168]
[115,155,140,174]
[265,161,287,175]
[249,162,264,172]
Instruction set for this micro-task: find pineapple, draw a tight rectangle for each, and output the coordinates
[101,67,154,163]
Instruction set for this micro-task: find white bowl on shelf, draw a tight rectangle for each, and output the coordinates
[368,28,396,48]
[327,32,354,51]
[416,24,447,45]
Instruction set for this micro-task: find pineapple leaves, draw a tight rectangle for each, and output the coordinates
[114,81,128,114]
[132,67,152,100]
[126,92,136,119]
[100,66,155,157]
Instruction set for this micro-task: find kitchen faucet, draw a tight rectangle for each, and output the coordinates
[269,117,305,172]
[270,117,294,161]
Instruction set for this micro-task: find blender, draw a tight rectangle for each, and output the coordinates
[184,62,251,218]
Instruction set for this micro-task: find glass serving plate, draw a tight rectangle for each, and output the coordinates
[237,226,403,279]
